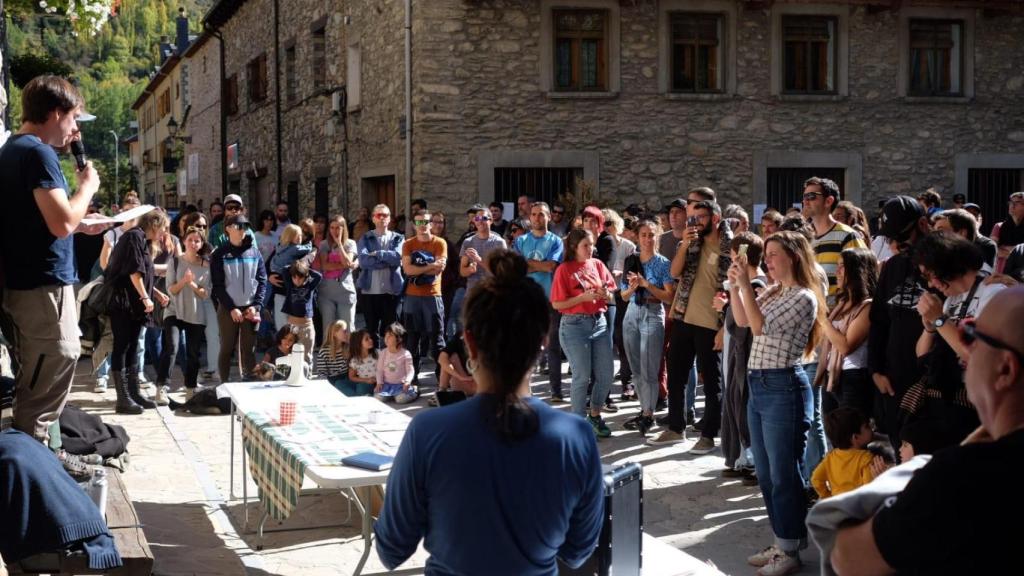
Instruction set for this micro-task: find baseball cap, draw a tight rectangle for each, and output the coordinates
[952,193,967,204]
[666,198,687,211]
[225,214,251,228]
[879,196,925,240]
[224,193,244,207]
[963,202,982,213]
[466,203,486,214]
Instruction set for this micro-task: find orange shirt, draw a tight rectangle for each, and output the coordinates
[403,235,447,297]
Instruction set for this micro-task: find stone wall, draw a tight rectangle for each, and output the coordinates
[406,0,1024,216]
[184,36,223,210]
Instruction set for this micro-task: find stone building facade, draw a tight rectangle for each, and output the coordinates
[181,32,223,211]
[198,0,1024,229]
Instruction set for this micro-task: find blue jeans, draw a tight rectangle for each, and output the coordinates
[559,313,614,417]
[446,286,466,339]
[801,362,827,482]
[622,302,665,414]
[747,366,813,553]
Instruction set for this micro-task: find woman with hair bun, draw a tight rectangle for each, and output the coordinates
[376,249,604,576]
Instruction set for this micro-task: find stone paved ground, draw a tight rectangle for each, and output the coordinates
[65,357,821,576]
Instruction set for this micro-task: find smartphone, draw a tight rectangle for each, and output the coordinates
[687,215,699,227]
[738,244,749,257]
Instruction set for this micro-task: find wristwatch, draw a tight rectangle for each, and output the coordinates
[932,315,949,329]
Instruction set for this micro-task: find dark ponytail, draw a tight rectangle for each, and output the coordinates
[463,249,550,441]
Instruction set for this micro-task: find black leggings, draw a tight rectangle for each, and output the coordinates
[158,316,205,388]
[110,310,144,373]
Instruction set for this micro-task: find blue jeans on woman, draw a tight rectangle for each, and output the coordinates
[622,302,664,414]
[747,366,813,554]
[559,312,614,417]
[801,362,828,483]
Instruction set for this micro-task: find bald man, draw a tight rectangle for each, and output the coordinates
[831,287,1024,575]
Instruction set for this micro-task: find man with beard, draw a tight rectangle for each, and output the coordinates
[649,198,732,454]
[868,196,932,455]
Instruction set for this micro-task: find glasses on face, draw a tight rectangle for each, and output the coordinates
[374,213,390,220]
[228,224,248,231]
[225,204,242,212]
[431,219,444,225]
[552,210,564,216]
[803,192,823,202]
[473,215,492,222]
[413,219,430,226]
[960,319,1024,363]
[193,224,208,229]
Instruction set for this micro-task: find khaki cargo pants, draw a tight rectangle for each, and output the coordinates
[3,285,80,442]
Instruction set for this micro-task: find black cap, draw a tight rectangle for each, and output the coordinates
[879,196,925,240]
[226,214,251,228]
[963,202,982,213]
[952,193,967,204]
[666,198,687,211]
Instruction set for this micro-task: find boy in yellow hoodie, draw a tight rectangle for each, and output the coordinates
[811,407,885,498]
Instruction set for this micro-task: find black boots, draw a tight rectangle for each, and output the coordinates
[126,371,157,410]
[112,371,143,415]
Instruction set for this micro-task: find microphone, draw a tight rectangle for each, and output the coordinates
[70,139,87,171]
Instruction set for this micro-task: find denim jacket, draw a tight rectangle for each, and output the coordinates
[357,230,405,294]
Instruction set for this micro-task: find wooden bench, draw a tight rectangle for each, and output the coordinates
[13,469,154,576]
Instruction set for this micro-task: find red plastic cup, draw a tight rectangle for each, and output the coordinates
[279,401,297,425]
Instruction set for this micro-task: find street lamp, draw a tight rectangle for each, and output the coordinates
[166,116,178,138]
[108,130,120,205]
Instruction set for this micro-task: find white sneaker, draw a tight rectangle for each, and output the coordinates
[93,378,108,393]
[748,545,784,567]
[758,552,801,576]
[154,386,170,406]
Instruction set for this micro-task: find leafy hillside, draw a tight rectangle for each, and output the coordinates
[5,0,212,204]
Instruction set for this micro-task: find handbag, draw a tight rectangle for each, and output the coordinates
[86,276,116,316]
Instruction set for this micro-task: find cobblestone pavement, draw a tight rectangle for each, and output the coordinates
[66,358,821,576]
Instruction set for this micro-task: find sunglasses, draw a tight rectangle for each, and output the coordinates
[374,213,390,219]
[225,204,242,212]
[473,215,492,222]
[802,192,823,201]
[193,224,208,229]
[413,219,430,226]
[228,223,249,231]
[552,210,565,215]
[960,319,1024,363]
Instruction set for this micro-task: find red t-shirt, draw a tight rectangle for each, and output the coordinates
[550,259,616,316]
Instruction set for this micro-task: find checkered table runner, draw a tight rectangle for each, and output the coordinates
[241,404,392,520]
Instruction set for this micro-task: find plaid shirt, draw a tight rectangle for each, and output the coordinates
[749,285,817,370]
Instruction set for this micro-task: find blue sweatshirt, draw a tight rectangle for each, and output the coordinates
[375,395,604,575]
[211,235,268,312]
[281,269,322,318]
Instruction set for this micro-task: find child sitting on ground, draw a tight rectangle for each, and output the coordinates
[812,407,886,498]
[347,329,378,396]
[375,322,417,404]
[427,331,476,406]
[262,326,296,366]
[315,320,351,394]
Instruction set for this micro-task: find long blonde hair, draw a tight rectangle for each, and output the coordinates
[765,231,828,357]
[279,223,303,245]
[322,320,350,359]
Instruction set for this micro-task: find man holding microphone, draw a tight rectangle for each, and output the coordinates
[0,76,103,468]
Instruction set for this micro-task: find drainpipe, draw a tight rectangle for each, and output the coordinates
[209,26,228,201]
[273,0,283,206]
[404,0,412,221]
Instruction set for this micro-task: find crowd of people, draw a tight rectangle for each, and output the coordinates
[4,75,1024,576]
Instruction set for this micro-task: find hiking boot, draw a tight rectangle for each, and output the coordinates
[57,450,95,482]
[93,377,108,393]
[112,371,143,415]
[647,429,685,446]
[748,545,784,568]
[690,436,716,455]
[127,372,157,409]
[154,386,170,406]
[758,552,801,576]
[587,414,612,439]
[622,414,643,430]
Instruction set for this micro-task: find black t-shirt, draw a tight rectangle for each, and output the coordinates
[974,235,997,268]
[442,336,468,373]
[1004,244,1024,282]
[0,134,77,288]
[872,428,1024,574]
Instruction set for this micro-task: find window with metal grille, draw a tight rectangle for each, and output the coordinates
[909,19,963,97]
[285,46,297,104]
[312,27,326,90]
[247,53,268,103]
[493,167,583,207]
[553,10,608,91]
[782,16,837,94]
[315,177,329,217]
[967,168,1023,237]
[670,12,723,93]
[766,167,845,213]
